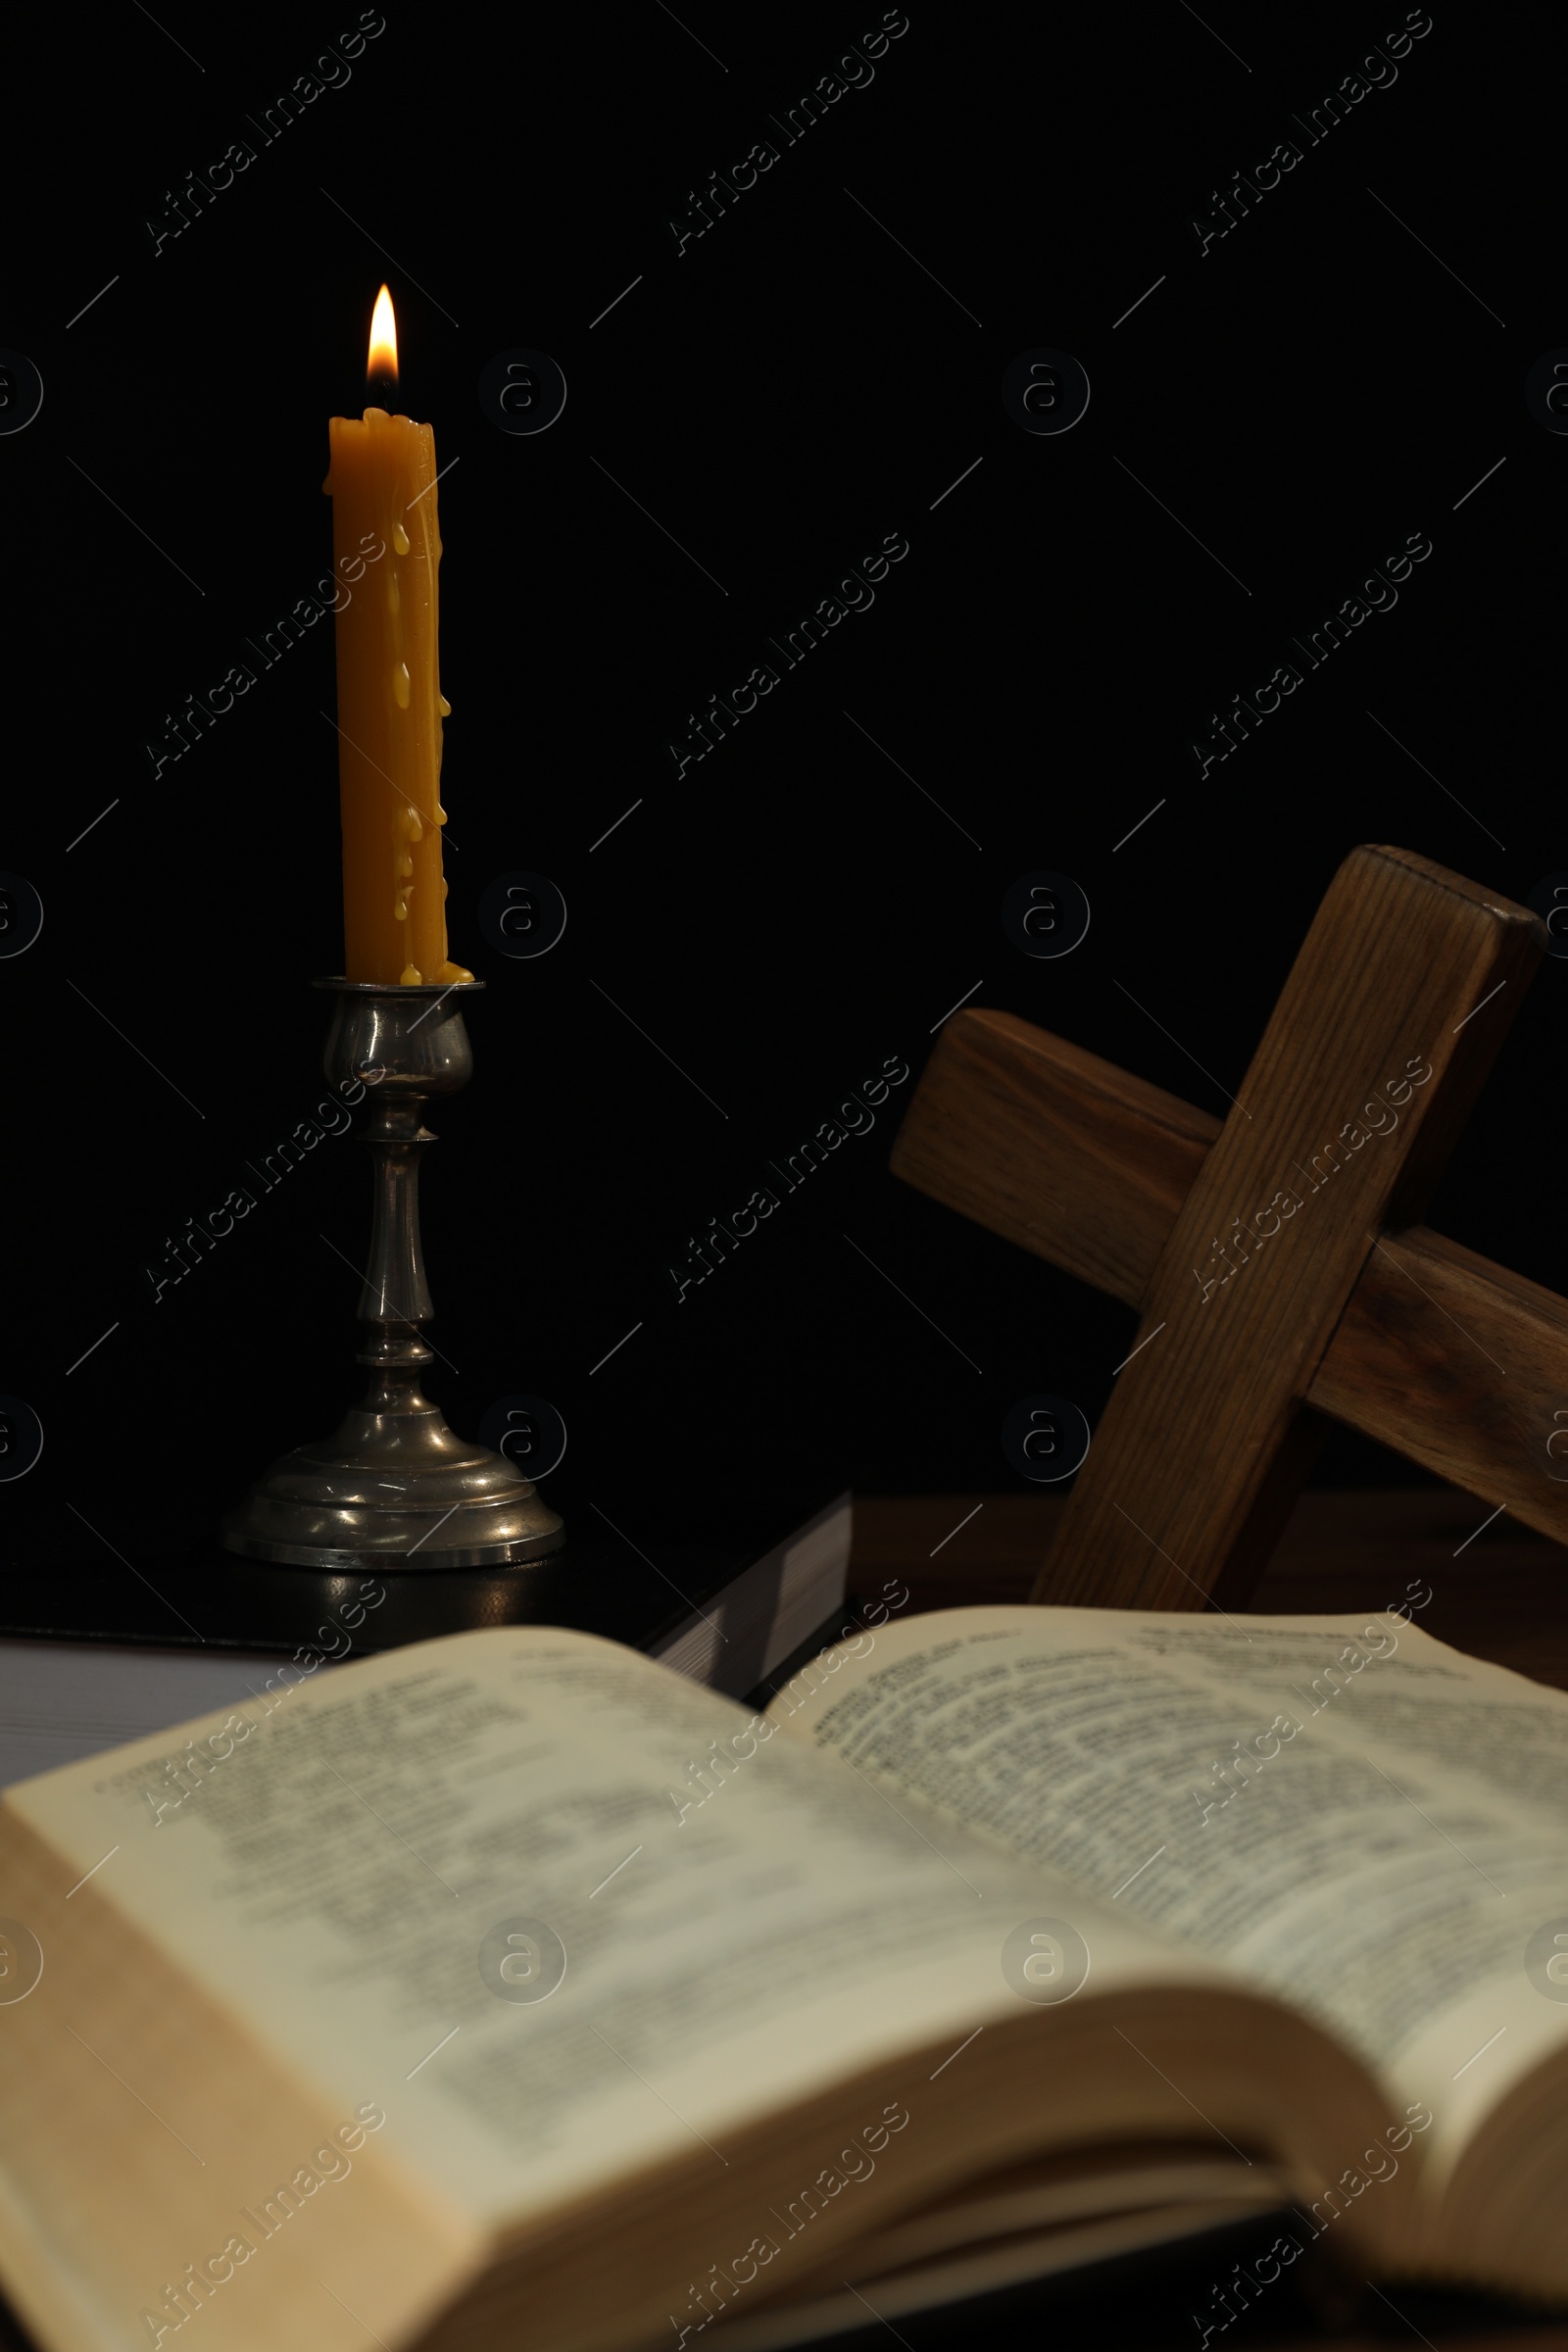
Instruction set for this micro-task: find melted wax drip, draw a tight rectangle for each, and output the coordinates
[394,804,422,916]
[384,483,413,950]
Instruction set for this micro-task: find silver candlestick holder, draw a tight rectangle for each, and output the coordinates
[221,978,564,1571]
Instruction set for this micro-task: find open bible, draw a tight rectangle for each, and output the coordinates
[1,1591,1565,2352]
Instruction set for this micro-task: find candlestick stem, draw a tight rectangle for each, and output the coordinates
[221,980,564,1571]
[360,1098,435,1373]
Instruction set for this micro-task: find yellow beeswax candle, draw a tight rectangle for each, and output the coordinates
[323,285,470,985]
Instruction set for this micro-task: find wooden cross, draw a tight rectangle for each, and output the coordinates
[891,845,1568,1611]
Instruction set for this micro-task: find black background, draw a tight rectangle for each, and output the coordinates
[3,0,1561,1562]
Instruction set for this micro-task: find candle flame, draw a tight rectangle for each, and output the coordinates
[368,284,398,386]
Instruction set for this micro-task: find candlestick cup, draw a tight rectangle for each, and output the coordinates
[221,979,564,1570]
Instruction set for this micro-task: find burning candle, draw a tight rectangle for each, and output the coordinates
[324,284,470,985]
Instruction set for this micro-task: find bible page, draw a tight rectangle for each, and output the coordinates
[6,1625,1220,2232]
[769,1603,1568,2187]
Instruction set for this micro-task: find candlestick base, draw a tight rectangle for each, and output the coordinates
[220,1396,564,1571]
[221,978,564,1574]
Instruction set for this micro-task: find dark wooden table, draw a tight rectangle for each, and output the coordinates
[845,1489,1568,2351]
[856,1487,1568,1691]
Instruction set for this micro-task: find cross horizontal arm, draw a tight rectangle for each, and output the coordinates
[893,1003,1568,1549]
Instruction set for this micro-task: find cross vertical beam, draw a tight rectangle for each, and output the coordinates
[1034,848,1541,1607]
